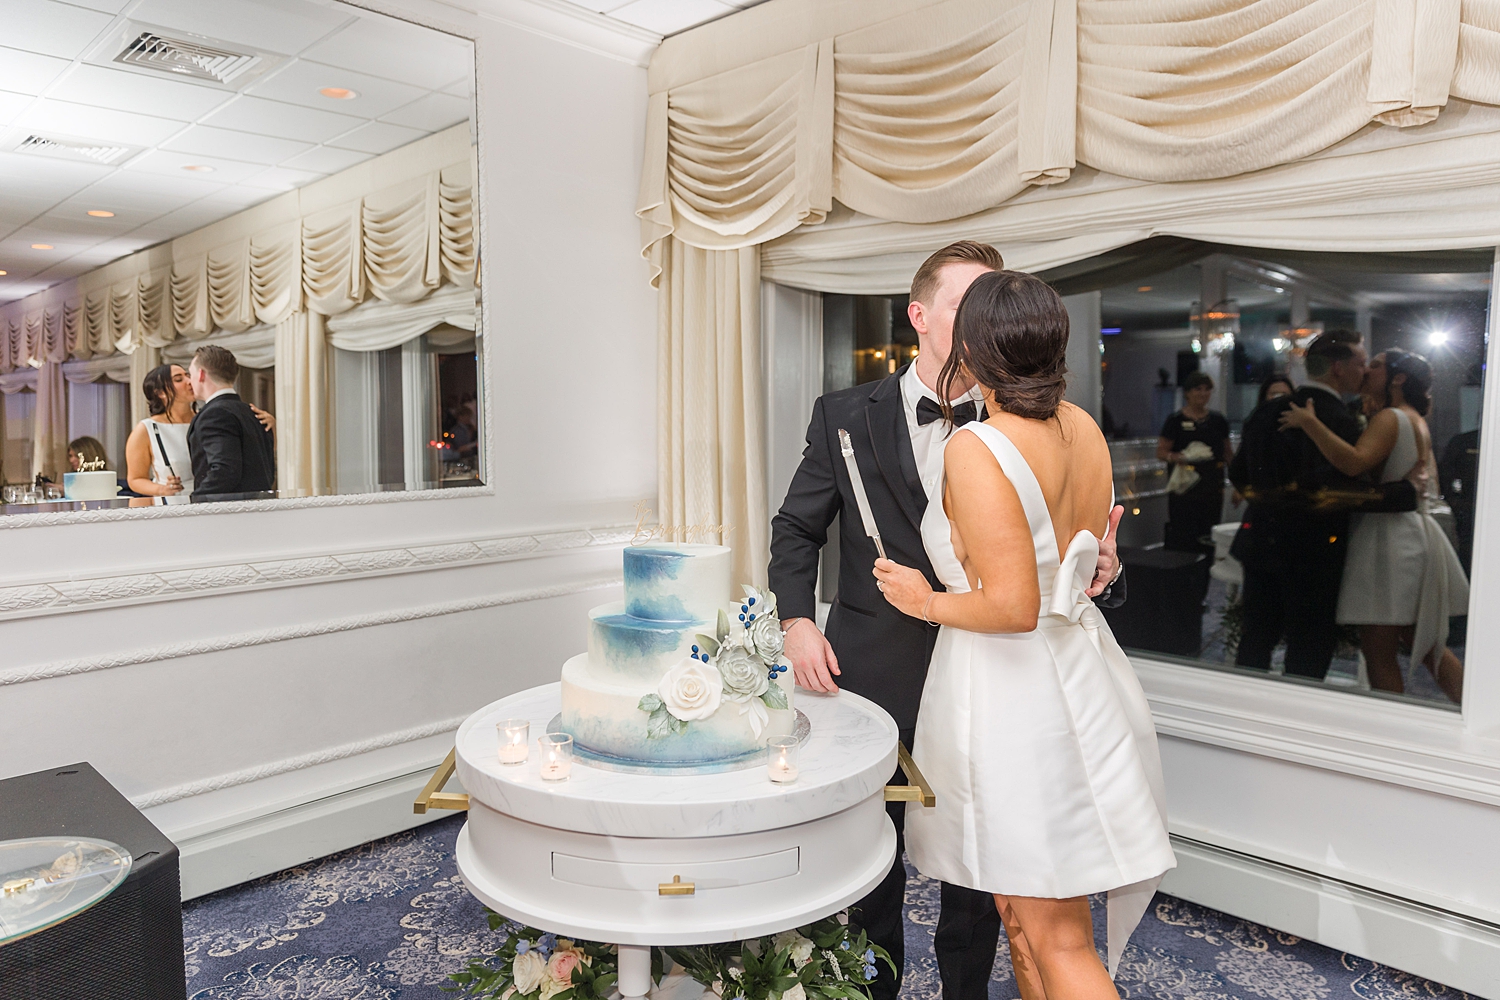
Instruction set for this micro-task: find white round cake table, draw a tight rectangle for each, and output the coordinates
[452,682,900,998]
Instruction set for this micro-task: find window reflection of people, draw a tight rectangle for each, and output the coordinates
[1438,427,1480,576]
[1279,350,1468,703]
[1157,371,1232,556]
[187,346,277,501]
[1228,330,1397,680]
[126,364,194,499]
[68,436,133,498]
[1257,374,1294,405]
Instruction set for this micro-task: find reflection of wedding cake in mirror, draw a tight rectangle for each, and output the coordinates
[63,464,119,500]
[559,543,796,764]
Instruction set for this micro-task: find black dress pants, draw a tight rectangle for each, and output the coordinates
[1235,534,1347,680]
[851,728,1002,1000]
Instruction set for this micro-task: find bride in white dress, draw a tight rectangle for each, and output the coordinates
[1280,349,1468,703]
[873,271,1174,998]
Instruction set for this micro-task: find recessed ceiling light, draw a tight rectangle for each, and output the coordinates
[1136,285,1153,292]
[87,209,115,218]
[319,87,358,99]
[0,270,7,276]
[182,164,215,172]
[32,244,53,250]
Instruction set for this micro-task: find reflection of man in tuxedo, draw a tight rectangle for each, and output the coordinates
[1229,330,1414,678]
[187,345,276,502]
[768,242,1125,1000]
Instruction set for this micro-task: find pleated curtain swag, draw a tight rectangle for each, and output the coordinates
[640,0,1500,579]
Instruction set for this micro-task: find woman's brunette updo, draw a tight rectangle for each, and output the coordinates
[1383,348,1433,416]
[142,363,175,417]
[937,270,1070,421]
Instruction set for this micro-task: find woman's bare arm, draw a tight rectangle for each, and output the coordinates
[125,423,179,496]
[1280,401,1397,477]
[873,429,1041,634]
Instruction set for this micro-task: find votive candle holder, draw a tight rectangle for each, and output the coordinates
[539,733,574,782]
[767,735,799,783]
[497,719,530,764]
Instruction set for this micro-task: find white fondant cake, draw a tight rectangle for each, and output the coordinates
[63,471,119,500]
[560,543,795,764]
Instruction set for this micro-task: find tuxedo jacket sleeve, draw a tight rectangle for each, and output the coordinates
[190,403,245,496]
[767,395,841,624]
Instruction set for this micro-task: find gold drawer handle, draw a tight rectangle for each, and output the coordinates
[414,748,471,814]
[659,875,695,896]
[882,743,936,808]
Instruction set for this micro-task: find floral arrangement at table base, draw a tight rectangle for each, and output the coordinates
[449,912,893,1000]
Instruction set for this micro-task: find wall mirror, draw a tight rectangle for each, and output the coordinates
[821,241,1490,709]
[0,0,480,513]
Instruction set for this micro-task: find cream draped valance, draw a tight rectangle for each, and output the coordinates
[0,126,476,375]
[640,0,1500,271]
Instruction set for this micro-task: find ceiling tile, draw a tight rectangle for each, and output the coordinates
[61,0,133,11]
[0,91,33,126]
[32,207,152,238]
[244,59,426,119]
[239,166,326,192]
[607,0,735,34]
[161,124,313,165]
[48,64,234,121]
[0,47,72,96]
[325,120,426,156]
[276,146,368,174]
[19,98,188,145]
[201,95,367,144]
[70,169,226,210]
[299,17,475,92]
[127,0,354,58]
[122,149,268,184]
[380,92,471,132]
[0,151,112,201]
[0,0,115,60]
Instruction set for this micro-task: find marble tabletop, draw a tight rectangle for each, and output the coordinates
[454,683,899,838]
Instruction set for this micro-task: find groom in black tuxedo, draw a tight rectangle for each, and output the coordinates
[186,345,276,501]
[768,242,1125,1000]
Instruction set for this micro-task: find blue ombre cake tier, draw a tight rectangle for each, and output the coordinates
[622,544,732,623]
[587,601,707,684]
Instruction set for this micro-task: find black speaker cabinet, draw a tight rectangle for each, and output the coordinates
[1102,546,1208,657]
[0,762,187,1000]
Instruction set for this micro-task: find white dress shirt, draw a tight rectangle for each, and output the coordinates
[901,363,985,499]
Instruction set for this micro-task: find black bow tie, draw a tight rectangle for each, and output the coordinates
[916,395,985,427]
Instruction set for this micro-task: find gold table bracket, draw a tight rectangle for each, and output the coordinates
[658,875,695,895]
[882,743,936,807]
[413,747,471,814]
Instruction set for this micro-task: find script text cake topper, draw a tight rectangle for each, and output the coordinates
[632,500,736,546]
[78,458,107,472]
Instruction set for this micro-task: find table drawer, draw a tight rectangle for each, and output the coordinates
[551,847,799,892]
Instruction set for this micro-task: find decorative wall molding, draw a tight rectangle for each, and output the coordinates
[130,715,469,809]
[0,482,494,530]
[472,0,660,67]
[0,524,633,622]
[1,576,619,688]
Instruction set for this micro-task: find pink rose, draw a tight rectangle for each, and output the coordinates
[548,950,582,986]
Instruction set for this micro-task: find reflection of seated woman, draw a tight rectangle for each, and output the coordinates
[126,364,195,500]
[1280,350,1467,703]
[68,436,135,497]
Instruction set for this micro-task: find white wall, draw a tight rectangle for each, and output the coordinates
[0,0,659,898]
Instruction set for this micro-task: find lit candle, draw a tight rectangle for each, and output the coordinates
[497,719,530,765]
[539,733,574,782]
[767,736,799,784]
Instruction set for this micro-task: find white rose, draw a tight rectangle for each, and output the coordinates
[718,644,769,701]
[513,950,547,995]
[658,657,723,721]
[747,615,784,661]
[780,983,807,1000]
[772,931,815,968]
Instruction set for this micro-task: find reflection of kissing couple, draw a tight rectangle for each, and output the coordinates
[769,242,1173,999]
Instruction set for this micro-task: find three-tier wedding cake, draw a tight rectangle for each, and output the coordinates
[559,543,796,764]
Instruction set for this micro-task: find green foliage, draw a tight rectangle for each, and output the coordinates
[638,693,689,739]
[760,684,788,711]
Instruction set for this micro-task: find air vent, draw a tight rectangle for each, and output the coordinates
[16,134,134,165]
[114,31,260,84]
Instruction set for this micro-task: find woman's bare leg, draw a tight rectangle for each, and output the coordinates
[1005,895,1118,999]
[1425,644,1465,704]
[994,894,1048,1000]
[1361,625,1404,693]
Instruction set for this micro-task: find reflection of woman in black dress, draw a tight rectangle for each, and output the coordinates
[1157,371,1233,555]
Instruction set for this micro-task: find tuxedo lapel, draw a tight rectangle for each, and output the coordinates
[864,371,925,532]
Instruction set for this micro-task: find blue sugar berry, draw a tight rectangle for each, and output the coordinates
[748,597,756,606]
[691,645,699,654]
[739,614,746,621]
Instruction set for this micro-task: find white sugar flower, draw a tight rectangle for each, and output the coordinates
[718,645,769,701]
[513,950,547,995]
[658,657,723,721]
[747,615,784,662]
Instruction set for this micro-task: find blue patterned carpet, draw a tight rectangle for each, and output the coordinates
[181,815,1472,999]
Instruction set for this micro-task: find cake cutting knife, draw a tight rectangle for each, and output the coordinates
[152,427,177,482]
[837,428,886,560]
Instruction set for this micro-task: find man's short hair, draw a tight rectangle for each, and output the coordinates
[911,240,1005,306]
[1181,371,1214,392]
[1304,328,1362,378]
[193,344,239,385]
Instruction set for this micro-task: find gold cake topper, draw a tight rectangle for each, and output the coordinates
[632,500,735,546]
[78,458,107,472]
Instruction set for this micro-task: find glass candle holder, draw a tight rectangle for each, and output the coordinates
[767,735,800,783]
[538,733,574,782]
[496,719,530,765]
